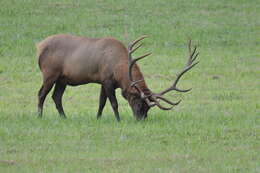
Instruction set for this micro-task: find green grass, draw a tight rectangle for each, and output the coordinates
[0,0,259,172]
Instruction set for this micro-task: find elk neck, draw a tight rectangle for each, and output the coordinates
[115,62,151,97]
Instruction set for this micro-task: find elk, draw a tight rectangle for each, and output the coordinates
[36,34,199,121]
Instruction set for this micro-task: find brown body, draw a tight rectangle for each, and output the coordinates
[37,34,199,121]
[37,34,151,121]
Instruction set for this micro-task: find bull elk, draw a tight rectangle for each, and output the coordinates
[36,34,199,121]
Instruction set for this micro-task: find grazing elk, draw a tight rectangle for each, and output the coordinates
[36,34,199,121]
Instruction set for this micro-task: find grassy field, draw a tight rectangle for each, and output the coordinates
[0,0,259,172]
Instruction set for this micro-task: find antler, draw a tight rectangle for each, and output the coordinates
[158,40,199,95]
[128,35,151,82]
[128,36,154,107]
[151,40,199,110]
[127,37,199,110]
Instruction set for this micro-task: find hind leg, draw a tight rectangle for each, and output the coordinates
[52,81,67,118]
[38,76,57,117]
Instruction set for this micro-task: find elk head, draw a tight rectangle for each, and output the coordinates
[126,36,199,120]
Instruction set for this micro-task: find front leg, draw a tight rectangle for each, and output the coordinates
[103,82,120,122]
[97,85,107,119]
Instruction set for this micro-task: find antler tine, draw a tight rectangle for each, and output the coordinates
[157,40,199,96]
[128,36,151,82]
[128,52,152,81]
[172,61,199,89]
[128,35,147,50]
[191,52,199,64]
[130,79,144,87]
[130,43,143,54]
[143,97,156,107]
[153,95,181,106]
[187,45,197,65]
[158,61,199,95]
[152,98,175,110]
[145,94,181,110]
[188,39,192,55]
[188,40,200,65]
